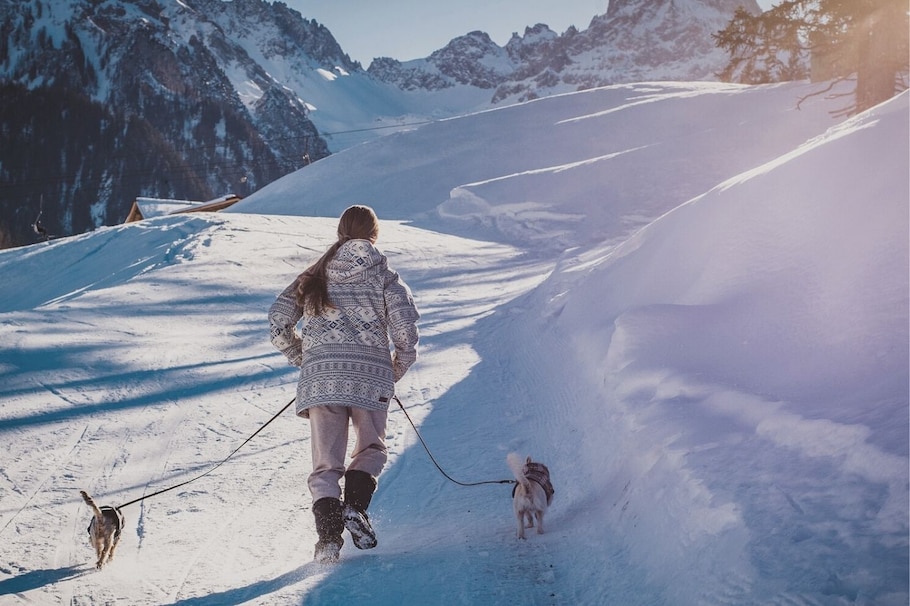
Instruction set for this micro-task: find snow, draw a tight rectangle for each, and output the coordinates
[131,198,203,219]
[0,81,907,605]
[315,68,338,82]
[222,59,266,109]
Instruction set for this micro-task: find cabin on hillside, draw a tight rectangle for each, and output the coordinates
[124,194,241,223]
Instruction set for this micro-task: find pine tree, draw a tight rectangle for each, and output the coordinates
[714,0,909,114]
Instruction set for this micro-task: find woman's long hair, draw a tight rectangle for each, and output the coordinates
[295,205,380,314]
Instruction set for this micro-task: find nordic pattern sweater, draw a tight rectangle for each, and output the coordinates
[269,239,420,417]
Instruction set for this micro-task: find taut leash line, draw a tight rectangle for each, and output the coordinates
[116,395,296,509]
[393,395,515,488]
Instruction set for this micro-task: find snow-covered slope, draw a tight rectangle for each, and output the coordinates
[0,83,906,605]
[232,80,861,254]
[533,90,909,603]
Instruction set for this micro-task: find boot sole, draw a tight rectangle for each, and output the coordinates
[343,506,377,549]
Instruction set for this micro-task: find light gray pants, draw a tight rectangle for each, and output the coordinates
[307,405,389,503]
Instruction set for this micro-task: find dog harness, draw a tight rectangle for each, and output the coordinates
[512,462,555,505]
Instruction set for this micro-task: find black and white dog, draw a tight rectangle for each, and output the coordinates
[507,453,554,539]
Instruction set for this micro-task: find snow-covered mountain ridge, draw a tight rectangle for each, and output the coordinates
[368,0,760,103]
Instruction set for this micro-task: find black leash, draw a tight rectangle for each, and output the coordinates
[116,395,296,509]
[393,395,515,487]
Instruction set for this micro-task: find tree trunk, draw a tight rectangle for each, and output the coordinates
[855,1,907,112]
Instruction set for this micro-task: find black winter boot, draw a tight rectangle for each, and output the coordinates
[343,470,378,550]
[312,497,344,563]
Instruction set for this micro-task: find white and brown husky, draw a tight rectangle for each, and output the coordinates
[506,453,554,539]
[80,490,124,569]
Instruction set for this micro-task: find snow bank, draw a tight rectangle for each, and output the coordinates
[233,81,859,253]
[535,91,909,604]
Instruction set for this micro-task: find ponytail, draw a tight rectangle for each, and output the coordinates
[295,205,380,315]
[295,241,340,314]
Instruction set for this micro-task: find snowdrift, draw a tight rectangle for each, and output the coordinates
[0,82,906,605]
[232,81,861,253]
[532,89,909,604]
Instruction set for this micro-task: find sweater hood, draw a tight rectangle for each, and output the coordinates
[327,239,387,283]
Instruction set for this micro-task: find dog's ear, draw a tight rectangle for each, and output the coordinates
[525,456,532,465]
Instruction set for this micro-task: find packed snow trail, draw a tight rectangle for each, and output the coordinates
[2,214,660,604]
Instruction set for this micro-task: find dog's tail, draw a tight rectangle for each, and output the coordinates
[80,490,104,523]
[506,453,531,492]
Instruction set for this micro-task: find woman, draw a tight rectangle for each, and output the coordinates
[269,205,420,563]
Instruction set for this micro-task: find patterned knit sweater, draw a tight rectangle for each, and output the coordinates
[269,239,419,416]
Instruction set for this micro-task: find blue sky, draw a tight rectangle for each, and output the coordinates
[284,0,774,66]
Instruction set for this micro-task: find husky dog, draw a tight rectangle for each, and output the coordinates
[506,453,554,539]
[80,490,124,569]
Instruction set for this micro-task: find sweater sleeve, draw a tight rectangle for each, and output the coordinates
[268,279,304,367]
[384,270,420,382]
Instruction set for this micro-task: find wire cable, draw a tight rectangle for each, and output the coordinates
[393,395,515,488]
[116,395,296,509]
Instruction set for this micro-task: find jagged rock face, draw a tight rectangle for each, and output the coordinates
[574,0,759,72]
[425,31,513,88]
[370,0,760,103]
[366,56,453,92]
[504,23,565,65]
[606,0,749,19]
[368,31,518,91]
[0,0,337,244]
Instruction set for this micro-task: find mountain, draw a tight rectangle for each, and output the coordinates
[0,0,760,247]
[0,0,338,246]
[369,0,761,103]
